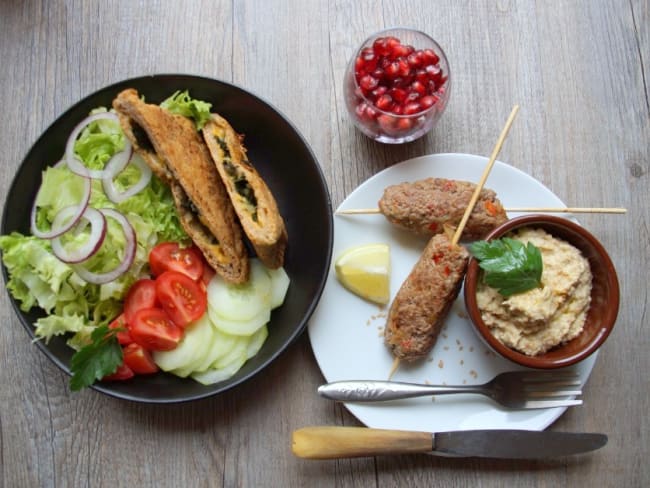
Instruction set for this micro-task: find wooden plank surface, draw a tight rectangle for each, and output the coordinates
[0,0,647,486]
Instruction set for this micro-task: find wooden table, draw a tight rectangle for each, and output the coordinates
[1,1,647,486]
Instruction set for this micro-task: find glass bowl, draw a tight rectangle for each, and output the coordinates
[344,27,451,144]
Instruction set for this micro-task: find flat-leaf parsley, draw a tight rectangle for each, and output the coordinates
[469,237,543,296]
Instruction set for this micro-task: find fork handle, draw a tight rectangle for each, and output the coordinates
[318,380,486,402]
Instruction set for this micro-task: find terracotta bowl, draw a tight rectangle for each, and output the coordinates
[463,214,619,369]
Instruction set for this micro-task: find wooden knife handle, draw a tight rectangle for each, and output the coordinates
[291,426,432,459]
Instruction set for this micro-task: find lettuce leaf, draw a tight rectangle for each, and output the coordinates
[160,90,212,130]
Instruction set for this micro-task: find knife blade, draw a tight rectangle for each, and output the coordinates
[291,426,607,459]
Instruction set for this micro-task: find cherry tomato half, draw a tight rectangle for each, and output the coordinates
[129,307,183,351]
[149,242,204,281]
[122,343,159,374]
[155,271,207,328]
[108,313,134,345]
[124,279,158,326]
[102,363,135,382]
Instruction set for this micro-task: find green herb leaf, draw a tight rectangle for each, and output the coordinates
[69,324,123,391]
[469,237,543,296]
[160,90,212,130]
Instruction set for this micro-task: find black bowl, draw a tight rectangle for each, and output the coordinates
[1,74,333,403]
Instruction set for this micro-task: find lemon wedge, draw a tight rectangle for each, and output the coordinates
[334,243,390,305]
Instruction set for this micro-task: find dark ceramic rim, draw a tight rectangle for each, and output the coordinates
[464,214,619,369]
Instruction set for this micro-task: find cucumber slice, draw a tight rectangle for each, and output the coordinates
[152,313,213,373]
[192,326,240,373]
[213,334,249,369]
[190,351,248,385]
[246,324,268,359]
[206,258,271,321]
[267,266,290,309]
[208,304,270,337]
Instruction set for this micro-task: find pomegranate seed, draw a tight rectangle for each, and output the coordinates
[372,37,389,56]
[398,59,411,77]
[410,80,426,96]
[365,105,378,119]
[355,57,366,74]
[419,95,436,109]
[389,87,407,103]
[385,37,400,54]
[377,114,396,132]
[391,43,411,58]
[405,91,420,103]
[422,48,440,65]
[359,74,379,92]
[407,52,422,68]
[392,104,404,115]
[385,61,400,79]
[395,117,414,132]
[425,64,442,82]
[374,94,393,111]
[403,102,422,115]
[355,102,369,120]
[371,85,388,98]
[360,48,378,72]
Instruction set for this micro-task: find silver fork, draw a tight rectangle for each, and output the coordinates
[318,371,582,409]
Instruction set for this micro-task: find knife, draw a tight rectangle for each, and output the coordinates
[291,426,607,459]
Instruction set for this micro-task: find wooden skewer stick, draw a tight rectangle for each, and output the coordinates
[451,105,520,245]
[336,206,627,215]
[387,105,520,381]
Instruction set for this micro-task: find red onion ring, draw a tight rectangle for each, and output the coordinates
[30,168,92,239]
[71,208,137,285]
[102,153,152,203]
[50,207,107,263]
[65,112,132,179]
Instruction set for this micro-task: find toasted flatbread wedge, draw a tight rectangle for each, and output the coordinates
[202,114,287,269]
[112,89,249,283]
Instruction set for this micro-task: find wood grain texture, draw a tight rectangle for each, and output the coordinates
[0,0,648,486]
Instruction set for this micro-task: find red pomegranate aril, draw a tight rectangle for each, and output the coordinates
[373,37,390,56]
[405,92,420,104]
[411,80,426,96]
[385,37,400,52]
[403,101,422,115]
[389,87,408,103]
[365,105,379,119]
[422,48,440,65]
[425,64,442,82]
[371,85,388,98]
[391,43,411,58]
[407,52,422,68]
[377,114,396,132]
[375,94,394,111]
[359,74,379,92]
[385,61,400,79]
[396,117,414,132]
[419,95,436,109]
[392,104,404,115]
[355,102,369,120]
[398,58,411,77]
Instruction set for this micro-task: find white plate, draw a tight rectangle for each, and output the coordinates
[308,153,596,432]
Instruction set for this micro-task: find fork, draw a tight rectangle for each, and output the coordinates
[317,371,583,409]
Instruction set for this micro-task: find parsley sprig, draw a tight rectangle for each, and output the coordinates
[469,237,543,296]
[69,324,123,391]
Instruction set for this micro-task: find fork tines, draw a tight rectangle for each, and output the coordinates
[518,371,583,407]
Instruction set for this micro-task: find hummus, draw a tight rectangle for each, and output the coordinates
[476,228,592,356]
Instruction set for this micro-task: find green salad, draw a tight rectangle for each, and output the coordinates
[0,90,210,350]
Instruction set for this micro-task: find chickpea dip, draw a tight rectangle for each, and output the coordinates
[476,227,592,356]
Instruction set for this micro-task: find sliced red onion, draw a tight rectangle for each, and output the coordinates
[102,152,152,203]
[30,172,92,239]
[71,208,136,285]
[65,112,132,179]
[50,207,107,263]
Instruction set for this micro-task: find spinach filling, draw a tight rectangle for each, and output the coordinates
[218,138,258,222]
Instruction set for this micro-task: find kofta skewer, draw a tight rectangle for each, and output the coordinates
[338,205,627,215]
[385,106,520,375]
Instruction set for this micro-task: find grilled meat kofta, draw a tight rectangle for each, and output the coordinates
[378,178,507,240]
[384,233,469,361]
